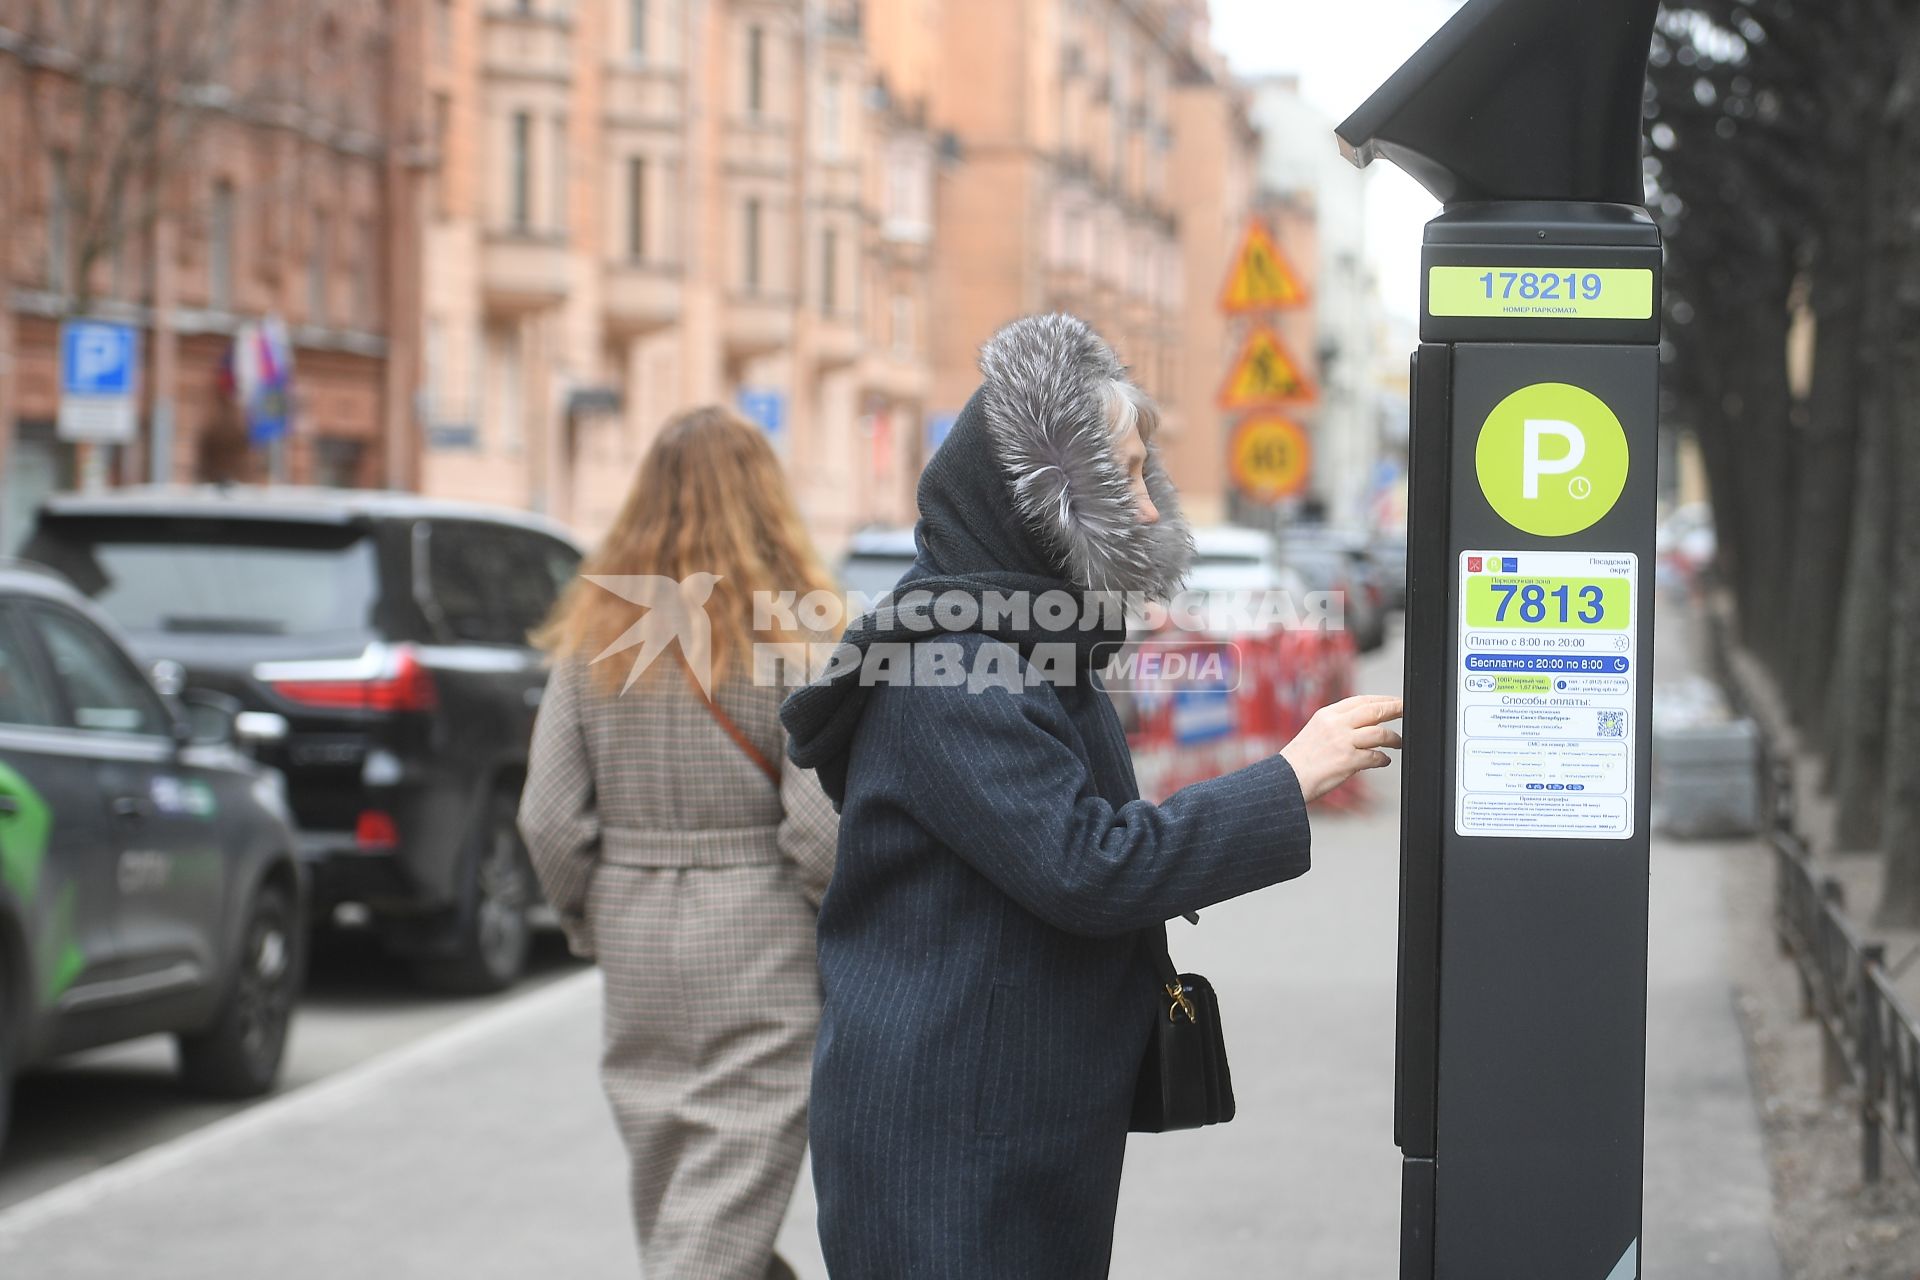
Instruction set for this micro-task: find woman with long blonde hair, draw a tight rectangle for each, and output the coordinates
[520,406,839,1280]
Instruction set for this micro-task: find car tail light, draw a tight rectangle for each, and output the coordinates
[356,809,399,851]
[256,644,439,713]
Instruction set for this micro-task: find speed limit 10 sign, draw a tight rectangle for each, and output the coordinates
[1229,416,1311,502]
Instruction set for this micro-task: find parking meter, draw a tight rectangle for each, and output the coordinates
[1337,3,1662,1277]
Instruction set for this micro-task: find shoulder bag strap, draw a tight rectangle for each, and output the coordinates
[679,655,782,786]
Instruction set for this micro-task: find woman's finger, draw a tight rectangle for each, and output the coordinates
[1354,727,1403,751]
[1339,695,1404,726]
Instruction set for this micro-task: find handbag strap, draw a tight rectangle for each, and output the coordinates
[679,656,782,786]
[1151,931,1197,1022]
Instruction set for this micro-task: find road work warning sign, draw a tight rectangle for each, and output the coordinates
[1218,326,1318,411]
[1219,219,1309,313]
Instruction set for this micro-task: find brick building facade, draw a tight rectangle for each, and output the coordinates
[0,0,424,550]
[1,0,1261,555]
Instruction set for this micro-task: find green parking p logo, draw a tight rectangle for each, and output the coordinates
[1474,382,1630,537]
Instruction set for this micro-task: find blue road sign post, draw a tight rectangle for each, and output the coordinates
[57,320,141,444]
[925,412,958,458]
[737,388,788,451]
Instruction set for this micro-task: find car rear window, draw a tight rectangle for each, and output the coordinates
[24,517,379,637]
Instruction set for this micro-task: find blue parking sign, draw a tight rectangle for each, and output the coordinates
[61,321,137,397]
[58,320,140,443]
[737,388,787,445]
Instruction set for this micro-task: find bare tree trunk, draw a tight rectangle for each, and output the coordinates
[1729,300,1799,675]
[1829,361,1895,852]
[1831,54,1908,855]
[1788,231,1864,742]
[1871,34,1920,923]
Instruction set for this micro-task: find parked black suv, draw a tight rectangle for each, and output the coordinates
[24,487,583,993]
[0,562,304,1157]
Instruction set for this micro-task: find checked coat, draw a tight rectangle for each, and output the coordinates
[520,653,837,1280]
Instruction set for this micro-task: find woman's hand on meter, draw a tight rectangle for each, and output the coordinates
[1279,695,1405,804]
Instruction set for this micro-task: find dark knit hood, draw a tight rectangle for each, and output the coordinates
[782,314,1193,802]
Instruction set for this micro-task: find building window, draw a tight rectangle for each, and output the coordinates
[743,197,761,292]
[486,322,523,450]
[432,93,452,220]
[626,157,646,261]
[433,0,453,62]
[629,0,646,57]
[746,25,764,116]
[209,179,236,310]
[309,210,329,323]
[46,151,69,292]
[357,216,378,325]
[110,231,132,301]
[551,114,568,234]
[891,293,912,356]
[820,228,836,314]
[510,110,532,230]
[821,71,841,155]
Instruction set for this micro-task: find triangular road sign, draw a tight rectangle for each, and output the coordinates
[1219,219,1309,313]
[1218,325,1318,410]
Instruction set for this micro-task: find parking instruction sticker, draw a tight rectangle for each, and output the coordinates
[1456,550,1638,840]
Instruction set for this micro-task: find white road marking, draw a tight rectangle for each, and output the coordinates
[0,969,601,1240]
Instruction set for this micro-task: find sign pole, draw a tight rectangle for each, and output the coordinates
[1338,4,1663,1277]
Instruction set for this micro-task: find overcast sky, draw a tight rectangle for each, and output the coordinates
[1209,0,1467,320]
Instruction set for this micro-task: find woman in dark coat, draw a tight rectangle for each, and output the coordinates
[781,313,1401,1277]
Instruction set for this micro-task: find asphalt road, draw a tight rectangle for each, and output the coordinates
[0,929,587,1210]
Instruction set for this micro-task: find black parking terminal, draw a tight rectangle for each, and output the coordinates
[1339,3,1663,1277]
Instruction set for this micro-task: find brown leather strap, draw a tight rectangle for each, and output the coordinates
[680,656,781,785]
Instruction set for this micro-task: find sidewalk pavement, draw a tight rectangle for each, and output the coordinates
[0,618,1781,1278]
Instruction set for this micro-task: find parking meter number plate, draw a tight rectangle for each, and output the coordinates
[1429,267,1655,322]
[1455,550,1639,840]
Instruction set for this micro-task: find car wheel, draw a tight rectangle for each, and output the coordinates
[177,882,302,1098]
[413,793,533,995]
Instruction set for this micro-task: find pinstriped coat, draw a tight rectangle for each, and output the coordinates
[520,653,837,1280]
[783,315,1315,1277]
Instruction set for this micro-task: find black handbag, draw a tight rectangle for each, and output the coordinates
[1129,938,1235,1132]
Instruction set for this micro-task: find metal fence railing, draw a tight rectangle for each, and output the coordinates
[1701,593,1920,1186]
[1765,751,1920,1187]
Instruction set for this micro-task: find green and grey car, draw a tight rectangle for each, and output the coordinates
[0,563,304,1158]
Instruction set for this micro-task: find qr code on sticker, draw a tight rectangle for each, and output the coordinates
[1598,710,1625,738]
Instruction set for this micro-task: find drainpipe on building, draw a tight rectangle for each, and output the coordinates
[384,0,427,493]
[791,0,817,487]
[149,210,179,485]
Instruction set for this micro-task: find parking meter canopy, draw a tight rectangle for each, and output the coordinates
[1335,0,1660,207]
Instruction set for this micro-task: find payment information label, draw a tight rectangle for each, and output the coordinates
[1456,550,1639,840]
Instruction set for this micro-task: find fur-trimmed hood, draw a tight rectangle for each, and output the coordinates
[975,314,1194,599]
[782,314,1193,803]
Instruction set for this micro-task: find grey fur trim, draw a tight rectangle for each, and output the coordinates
[976,313,1195,599]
